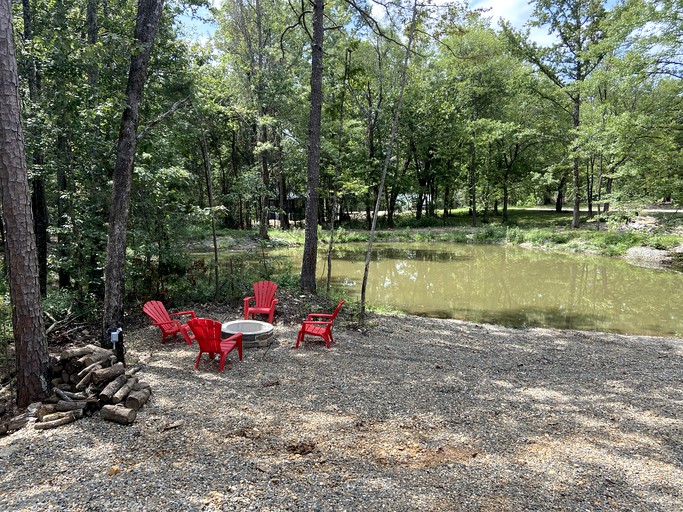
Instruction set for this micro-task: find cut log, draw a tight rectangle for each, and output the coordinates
[34,410,82,430]
[42,394,60,404]
[112,377,138,405]
[55,400,88,412]
[78,354,114,378]
[92,363,125,385]
[81,353,116,368]
[54,388,73,402]
[125,388,151,411]
[39,409,84,424]
[61,390,88,400]
[37,404,57,421]
[75,364,101,391]
[60,345,94,360]
[99,375,128,403]
[83,351,116,368]
[100,405,136,425]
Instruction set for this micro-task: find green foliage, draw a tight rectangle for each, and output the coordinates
[471,226,507,243]
[646,234,681,251]
[8,0,682,329]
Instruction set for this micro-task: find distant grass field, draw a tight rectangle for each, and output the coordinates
[204,207,683,258]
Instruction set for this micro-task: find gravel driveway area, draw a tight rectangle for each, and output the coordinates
[1,312,682,511]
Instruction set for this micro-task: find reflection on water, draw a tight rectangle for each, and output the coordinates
[274,242,683,337]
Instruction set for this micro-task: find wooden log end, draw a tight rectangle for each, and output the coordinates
[100,405,136,425]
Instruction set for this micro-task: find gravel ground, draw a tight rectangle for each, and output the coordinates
[1,310,682,511]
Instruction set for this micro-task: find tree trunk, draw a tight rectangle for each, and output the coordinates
[198,125,220,300]
[102,0,164,345]
[300,0,324,293]
[278,171,289,230]
[586,158,594,217]
[468,140,477,227]
[326,48,349,295]
[258,123,270,239]
[502,173,509,223]
[360,1,417,322]
[556,176,566,212]
[603,176,612,213]
[571,95,581,228]
[0,0,50,406]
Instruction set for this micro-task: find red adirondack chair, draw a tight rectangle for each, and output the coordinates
[187,317,243,373]
[244,280,279,323]
[296,299,345,349]
[142,300,196,344]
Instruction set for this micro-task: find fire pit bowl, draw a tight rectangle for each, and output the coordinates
[222,320,274,348]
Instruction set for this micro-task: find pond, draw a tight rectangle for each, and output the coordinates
[270,242,683,338]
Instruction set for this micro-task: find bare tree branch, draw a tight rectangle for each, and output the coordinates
[137,96,190,141]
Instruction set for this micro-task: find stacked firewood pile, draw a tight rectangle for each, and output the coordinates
[30,343,152,430]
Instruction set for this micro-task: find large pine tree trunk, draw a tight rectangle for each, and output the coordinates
[102,0,164,344]
[0,0,50,406]
[300,0,324,293]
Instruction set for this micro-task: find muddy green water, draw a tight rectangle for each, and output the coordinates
[269,242,682,337]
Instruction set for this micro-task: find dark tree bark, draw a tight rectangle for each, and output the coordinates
[278,167,289,230]
[300,0,324,293]
[556,176,566,212]
[0,0,50,406]
[102,0,164,345]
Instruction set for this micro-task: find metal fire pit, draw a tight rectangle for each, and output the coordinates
[222,320,274,348]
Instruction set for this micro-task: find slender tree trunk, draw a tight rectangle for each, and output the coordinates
[278,171,289,230]
[586,158,594,217]
[258,123,270,239]
[199,125,220,300]
[502,171,509,223]
[326,48,350,295]
[0,0,50,406]
[102,0,164,345]
[300,0,324,293]
[468,140,477,227]
[360,1,417,322]
[556,176,566,212]
[603,176,612,213]
[56,137,71,288]
[571,95,581,228]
